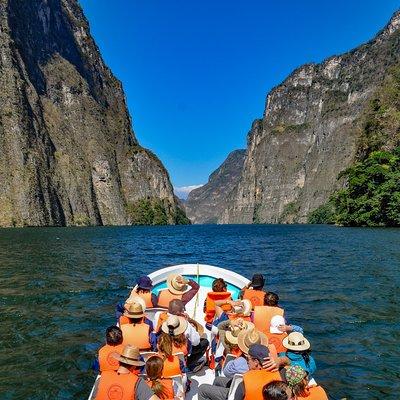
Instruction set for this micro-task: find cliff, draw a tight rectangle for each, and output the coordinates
[185,149,246,223]
[219,11,400,224]
[0,0,187,226]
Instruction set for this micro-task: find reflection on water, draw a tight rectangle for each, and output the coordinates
[0,225,399,399]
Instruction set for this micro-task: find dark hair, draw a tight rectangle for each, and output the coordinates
[168,299,185,315]
[264,292,279,306]
[106,326,123,345]
[289,373,309,398]
[157,333,173,358]
[146,356,169,399]
[262,381,290,400]
[287,349,312,367]
[129,317,144,325]
[137,288,150,294]
[171,332,187,349]
[212,278,227,292]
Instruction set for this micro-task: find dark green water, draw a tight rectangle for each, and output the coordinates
[0,225,399,399]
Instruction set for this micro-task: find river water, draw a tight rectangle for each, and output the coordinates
[0,225,399,399]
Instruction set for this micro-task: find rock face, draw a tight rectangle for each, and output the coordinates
[0,0,186,226]
[186,150,246,223]
[219,11,400,224]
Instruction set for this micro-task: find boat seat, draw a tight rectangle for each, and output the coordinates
[140,351,158,361]
[171,375,184,398]
[146,307,168,324]
[227,374,243,400]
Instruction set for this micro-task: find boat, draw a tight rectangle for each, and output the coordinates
[88,263,250,400]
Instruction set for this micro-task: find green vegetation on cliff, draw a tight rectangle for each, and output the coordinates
[309,66,400,227]
[126,198,190,226]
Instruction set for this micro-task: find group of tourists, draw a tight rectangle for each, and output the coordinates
[91,272,328,400]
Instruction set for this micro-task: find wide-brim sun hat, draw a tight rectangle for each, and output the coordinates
[270,315,285,334]
[224,320,254,347]
[125,295,146,312]
[123,301,145,318]
[231,299,252,317]
[113,344,145,366]
[167,274,188,295]
[161,315,188,336]
[237,328,268,354]
[282,332,311,352]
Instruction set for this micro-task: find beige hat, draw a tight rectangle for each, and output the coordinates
[113,345,145,366]
[282,332,310,352]
[231,299,252,317]
[161,315,188,336]
[126,295,146,312]
[270,315,285,334]
[237,328,268,354]
[167,274,188,295]
[123,302,145,319]
[224,319,254,348]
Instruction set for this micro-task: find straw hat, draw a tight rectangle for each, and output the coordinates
[123,302,145,319]
[126,295,146,312]
[282,332,311,352]
[237,328,268,354]
[161,315,188,336]
[167,274,189,295]
[113,345,145,366]
[224,319,254,348]
[231,299,252,317]
[270,315,285,334]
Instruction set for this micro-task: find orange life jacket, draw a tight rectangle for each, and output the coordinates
[172,341,188,356]
[157,289,183,308]
[227,313,251,322]
[146,377,174,400]
[98,343,124,372]
[253,306,284,334]
[156,311,169,333]
[267,343,278,363]
[159,354,181,377]
[95,370,139,400]
[243,369,282,400]
[121,322,151,350]
[204,291,232,323]
[298,386,329,400]
[242,289,266,308]
[134,291,154,308]
[266,332,287,354]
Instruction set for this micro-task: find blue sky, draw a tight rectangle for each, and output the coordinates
[79,0,399,195]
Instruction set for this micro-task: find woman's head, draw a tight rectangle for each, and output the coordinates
[212,278,227,292]
[145,356,169,398]
[105,326,123,345]
[285,365,309,397]
[157,333,173,357]
[264,292,279,306]
[262,381,292,400]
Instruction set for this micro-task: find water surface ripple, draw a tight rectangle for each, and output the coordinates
[0,225,399,399]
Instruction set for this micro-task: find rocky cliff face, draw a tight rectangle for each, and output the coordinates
[219,11,400,224]
[0,0,186,226]
[185,150,246,223]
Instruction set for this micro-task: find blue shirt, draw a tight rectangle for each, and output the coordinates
[279,351,317,376]
[223,356,248,378]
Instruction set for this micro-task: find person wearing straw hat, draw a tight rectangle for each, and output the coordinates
[280,332,316,378]
[221,328,278,379]
[197,344,281,400]
[284,365,328,399]
[93,344,159,400]
[157,274,200,308]
[121,301,156,351]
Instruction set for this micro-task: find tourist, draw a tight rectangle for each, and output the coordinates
[93,345,159,400]
[266,315,288,354]
[285,365,328,399]
[145,355,177,400]
[262,381,293,400]
[157,274,200,308]
[121,302,156,350]
[253,292,284,333]
[116,295,154,331]
[156,299,209,372]
[204,278,232,324]
[96,326,124,372]
[130,275,158,308]
[157,333,186,377]
[197,344,281,400]
[240,274,267,308]
[281,332,316,377]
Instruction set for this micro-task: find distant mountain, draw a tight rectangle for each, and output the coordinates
[204,11,400,224]
[185,150,246,223]
[0,0,188,226]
